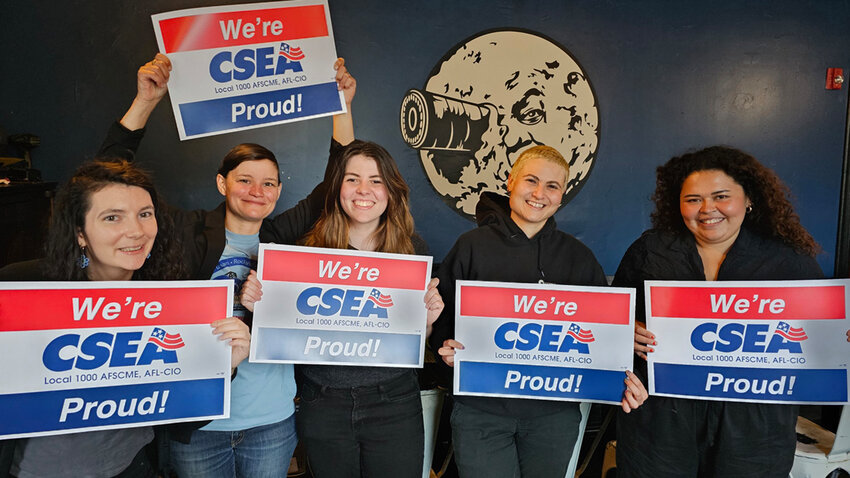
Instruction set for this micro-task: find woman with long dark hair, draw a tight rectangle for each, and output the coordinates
[0,159,249,478]
[614,146,822,477]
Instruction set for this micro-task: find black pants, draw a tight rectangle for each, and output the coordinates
[296,372,424,478]
[450,400,581,478]
[616,395,797,478]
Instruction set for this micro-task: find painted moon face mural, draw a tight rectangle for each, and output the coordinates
[400,29,599,218]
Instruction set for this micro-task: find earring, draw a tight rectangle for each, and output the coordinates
[77,246,90,269]
[146,253,151,259]
[746,204,753,213]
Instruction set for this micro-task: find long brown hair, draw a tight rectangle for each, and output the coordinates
[302,141,415,254]
[651,146,819,256]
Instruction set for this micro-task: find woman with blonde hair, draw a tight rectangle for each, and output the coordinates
[433,145,646,478]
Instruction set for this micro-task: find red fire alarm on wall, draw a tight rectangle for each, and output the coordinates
[826,68,844,90]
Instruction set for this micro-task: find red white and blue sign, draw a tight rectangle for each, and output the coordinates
[250,244,433,367]
[453,281,636,404]
[646,279,850,404]
[151,0,344,140]
[0,281,233,439]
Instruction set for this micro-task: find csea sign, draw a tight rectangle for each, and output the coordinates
[250,244,432,367]
[646,279,850,404]
[453,281,636,405]
[0,281,233,439]
[152,0,344,140]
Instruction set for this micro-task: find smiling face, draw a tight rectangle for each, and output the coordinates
[507,156,567,238]
[77,184,157,281]
[340,154,389,233]
[680,169,751,251]
[217,159,281,232]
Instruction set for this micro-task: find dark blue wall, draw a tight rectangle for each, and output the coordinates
[3,1,848,275]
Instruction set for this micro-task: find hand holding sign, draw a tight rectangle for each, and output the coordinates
[438,339,465,367]
[334,58,356,106]
[120,54,173,131]
[424,277,443,338]
[241,269,262,312]
[634,320,656,360]
[621,370,648,413]
[138,54,172,104]
[211,317,251,372]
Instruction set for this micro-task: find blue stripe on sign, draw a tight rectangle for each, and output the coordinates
[653,363,848,402]
[0,378,225,435]
[458,361,626,402]
[179,82,342,136]
[255,327,421,366]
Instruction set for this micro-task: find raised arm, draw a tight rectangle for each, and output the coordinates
[121,54,172,130]
[260,58,357,244]
[98,54,171,159]
[333,57,356,146]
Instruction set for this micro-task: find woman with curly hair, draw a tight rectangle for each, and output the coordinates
[613,146,822,477]
[0,159,249,478]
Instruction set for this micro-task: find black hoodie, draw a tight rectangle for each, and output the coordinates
[430,192,606,418]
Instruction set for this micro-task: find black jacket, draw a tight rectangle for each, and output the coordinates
[430,192,607,417]
[98,121,339,280]
[612,227,824,380]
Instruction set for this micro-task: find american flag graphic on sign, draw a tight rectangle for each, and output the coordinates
[774,321,808,342]
[566,323,595,343]
[148,327,185,350]
[279,43,305,61]
[368,289,394,308]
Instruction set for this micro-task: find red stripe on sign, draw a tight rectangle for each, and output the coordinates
[261,249,428,290]
[0,286,229,332]
[649,285,845,320]
[158,6,328,53]
[459,285,631,324]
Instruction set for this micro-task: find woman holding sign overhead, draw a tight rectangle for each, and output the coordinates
[613,146,822,477]
[430,145,647,478]
[100,53,358,477]
[0,160,250,478]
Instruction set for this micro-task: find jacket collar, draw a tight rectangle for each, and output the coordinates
[665,224,762,277]
[475,192,557,242]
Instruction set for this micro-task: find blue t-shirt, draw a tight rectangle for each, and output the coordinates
[202,230,295,431]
